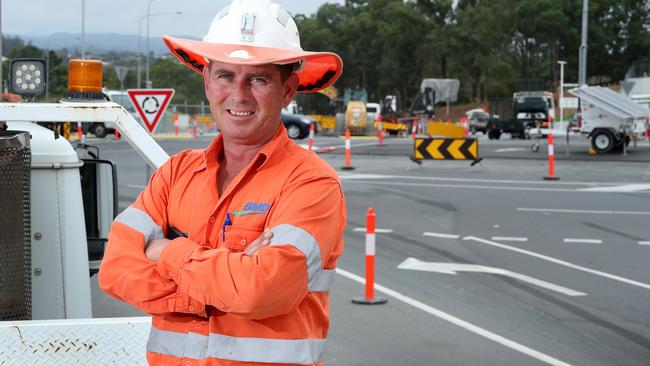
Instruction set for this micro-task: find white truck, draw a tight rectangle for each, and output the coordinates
[0,60,167,364]
[569,85,650,154]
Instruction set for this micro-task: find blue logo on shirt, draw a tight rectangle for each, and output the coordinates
[232,202,271,216]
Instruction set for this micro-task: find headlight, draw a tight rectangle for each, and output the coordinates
[10,58,47,97]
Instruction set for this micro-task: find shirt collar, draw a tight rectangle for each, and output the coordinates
[194,123,289,173]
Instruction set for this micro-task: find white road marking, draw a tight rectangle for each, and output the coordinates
[638,241,650,246]
[518,208,650,215]
[337,172,642,187]
[464,236,650,290]
[353,227,393,234]
[577,184,650,192]
[492,237,528,242]
[423,232,460,239]
[344,180,583,193]
[563,238,603,244]
[124,184,146,189]
[495,148,527,153]
[336,267,573,366]
[398,257,585,297]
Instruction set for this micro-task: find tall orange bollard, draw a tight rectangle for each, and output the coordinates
[77,122,82,140]
[544,131,560,180]
[411,120,417,141]
[114,129,120,140]
[341,128,355,170]
[352,208,388,305]
[308,122,315,151]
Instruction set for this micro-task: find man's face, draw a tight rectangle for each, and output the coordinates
[203,61,298,146]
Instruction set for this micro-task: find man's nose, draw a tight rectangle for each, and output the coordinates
[230,79,253,102]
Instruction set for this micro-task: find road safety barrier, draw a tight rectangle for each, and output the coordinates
[544,132,560,180]
[414,137,479,160]
[352,208,388,305]
[341,129,355,170]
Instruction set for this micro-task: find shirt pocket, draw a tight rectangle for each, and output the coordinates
[223,225,263,252]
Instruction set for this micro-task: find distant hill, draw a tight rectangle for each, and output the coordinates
[14,33,197,55]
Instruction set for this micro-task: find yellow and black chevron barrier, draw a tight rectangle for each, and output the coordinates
[414,138,479,160]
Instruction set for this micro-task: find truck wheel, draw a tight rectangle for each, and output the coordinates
[92,123,107,138]
[493,131,501,140]
[591,130,614,154]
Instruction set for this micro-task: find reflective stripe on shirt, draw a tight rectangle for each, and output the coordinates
[269,224,333,292]
[114,207,164,243]
[147,326,326,364]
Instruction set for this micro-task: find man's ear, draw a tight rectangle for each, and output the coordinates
[282,73,299,107]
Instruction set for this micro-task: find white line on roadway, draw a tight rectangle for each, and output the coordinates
[563,238,603,244]
[423,232,460,239]
[639,241,650,246]
[353,228,393,233]
[494,148,527,153]
[518,208,650,215]
[124,184,146,189]
[491,237,528,242]
[335,267,573,366]
[344,180,583,193]
[338,172,644,187]
[463,236,650,290]
[577,184,650,192]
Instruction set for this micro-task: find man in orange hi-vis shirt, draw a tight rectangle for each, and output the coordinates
[98,1,345,364]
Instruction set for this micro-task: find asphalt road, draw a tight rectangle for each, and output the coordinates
[89,134,650,366]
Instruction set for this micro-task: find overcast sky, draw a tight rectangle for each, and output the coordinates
[3,1,342,38]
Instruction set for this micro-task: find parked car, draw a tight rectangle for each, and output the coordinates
[466,109,490,134]
[281,113,318,139]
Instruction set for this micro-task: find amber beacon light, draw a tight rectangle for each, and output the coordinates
[65,59,105,100]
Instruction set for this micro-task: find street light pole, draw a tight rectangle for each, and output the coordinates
[145,0,156,89]
[81,0,86,59]
[138,11,181,89]
[558,61,567,125]
[1,0,3,93]
[578,0,588,86]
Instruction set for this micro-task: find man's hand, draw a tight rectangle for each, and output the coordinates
[244,229,273,256]
[146,238,171,262]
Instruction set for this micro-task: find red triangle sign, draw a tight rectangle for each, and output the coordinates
[127,89,175,133]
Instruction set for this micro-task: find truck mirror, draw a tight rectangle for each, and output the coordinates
[79,159,118,276]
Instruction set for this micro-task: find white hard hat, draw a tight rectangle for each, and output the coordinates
[163,0,343,92]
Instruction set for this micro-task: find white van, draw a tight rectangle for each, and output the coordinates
[89,90,138,138]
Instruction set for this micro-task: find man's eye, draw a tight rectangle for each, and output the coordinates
[251,77,268,85]
[216,74,233,81]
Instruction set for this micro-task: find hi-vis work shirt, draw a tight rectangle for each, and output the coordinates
[98,124,346,366]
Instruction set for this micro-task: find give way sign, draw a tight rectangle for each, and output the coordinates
[127,89,175,133]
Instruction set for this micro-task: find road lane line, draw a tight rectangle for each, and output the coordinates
[492,237,528,242]
[464,236,650,290]
[344,180,582,193]
[563,238,603,244]
[577,184,650,192]
[423,232,460,239]
[354,227,393,234]
[517,208,650,215]
[124,184,146,189]
[639,241,650,246]
[338,172,643,187]
[336,268,573,366]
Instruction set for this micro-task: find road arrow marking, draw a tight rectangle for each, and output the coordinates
[398,257,586,297]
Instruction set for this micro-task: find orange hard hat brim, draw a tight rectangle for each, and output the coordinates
[163,35,343,93]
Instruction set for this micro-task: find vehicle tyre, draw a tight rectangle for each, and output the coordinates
[92,123,107,138]
[493,131,501,140]
[591,130,615,154]
[286,123,302,140]
[487,130,495,140]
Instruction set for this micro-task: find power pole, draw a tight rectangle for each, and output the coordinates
[578,0,588,86]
